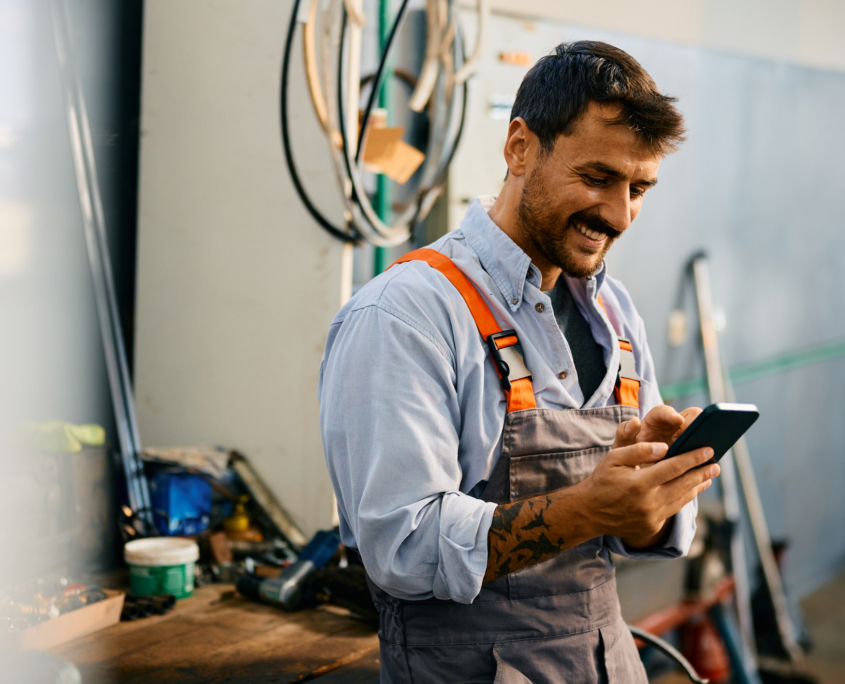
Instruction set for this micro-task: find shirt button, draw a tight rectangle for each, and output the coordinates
[527,268,532,279]
[511,297,519,305]
[535,302,545,313]
[559,371,568,379]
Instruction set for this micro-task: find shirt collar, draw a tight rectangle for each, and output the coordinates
[460,196,608,311]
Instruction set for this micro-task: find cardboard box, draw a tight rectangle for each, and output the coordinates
[19,590,124,651]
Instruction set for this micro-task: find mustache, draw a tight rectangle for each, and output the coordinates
[567,211,622,240]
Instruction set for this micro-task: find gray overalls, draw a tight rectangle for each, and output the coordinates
[367,249,648,683]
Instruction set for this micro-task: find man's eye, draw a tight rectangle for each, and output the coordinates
[584,175,606,187]
[630,186,646,198]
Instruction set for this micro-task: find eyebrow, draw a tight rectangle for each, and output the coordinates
[576,162,658,187]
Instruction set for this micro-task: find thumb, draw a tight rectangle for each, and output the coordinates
[611,441,668,468]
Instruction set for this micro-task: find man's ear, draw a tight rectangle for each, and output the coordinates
[503,117,531,178]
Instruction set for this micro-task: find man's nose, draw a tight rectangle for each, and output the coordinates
[601,187,633,233]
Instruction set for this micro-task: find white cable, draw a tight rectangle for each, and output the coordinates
[304,0,329,131]
[342,0,366,27]
[321,0,409,245]
[408,0,442,112]
[302,0,467,246]
[454,0,488,84]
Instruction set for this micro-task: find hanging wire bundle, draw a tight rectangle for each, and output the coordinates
[281,0,490,246]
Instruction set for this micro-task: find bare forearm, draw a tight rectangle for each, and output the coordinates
[483,485,596,583]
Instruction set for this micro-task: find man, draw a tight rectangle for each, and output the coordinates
[319,42,718,683]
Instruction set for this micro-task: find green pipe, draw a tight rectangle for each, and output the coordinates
[660,338,845,402]
[373,0,394,276]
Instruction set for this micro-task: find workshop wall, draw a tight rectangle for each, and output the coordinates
[472,0,845,74]
[134,0,352,537]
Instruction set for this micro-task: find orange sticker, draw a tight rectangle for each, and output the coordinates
[499,51,533,67]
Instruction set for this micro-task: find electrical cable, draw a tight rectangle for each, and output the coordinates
[409,0,441,112]
[355,0,413,162]
[409,8,468,228]
[628,626,710,684]
[337,3,467,245]
[454,0,489,84]
[336,5,415,245]
[281,0,359,243]
[414,73,467,227]
[303,0,329,132]
[284,0,470,246]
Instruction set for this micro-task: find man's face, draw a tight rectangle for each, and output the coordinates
[517,102,662,279]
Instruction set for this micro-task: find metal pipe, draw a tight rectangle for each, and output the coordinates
[690,254,757,669]
[724,376,804,663]
[49,0,154,531]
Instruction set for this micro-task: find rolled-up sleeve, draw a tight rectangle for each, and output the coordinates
[319,297,497,603]
[604,499,697,559]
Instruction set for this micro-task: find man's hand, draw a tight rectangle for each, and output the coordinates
[608,405,706,546]
[484,424,718,582]
[613,405,702,449]
[579,431,717,547]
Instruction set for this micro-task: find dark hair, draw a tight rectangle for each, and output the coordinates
[511,41,686,155]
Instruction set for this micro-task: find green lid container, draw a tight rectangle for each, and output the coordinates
[124,537,200,599]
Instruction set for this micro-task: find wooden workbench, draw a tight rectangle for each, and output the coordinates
[52,585,381,683]
[50,571,734,683]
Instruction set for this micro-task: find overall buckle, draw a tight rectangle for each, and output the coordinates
[616,337,641,387]
[486,330,533,392]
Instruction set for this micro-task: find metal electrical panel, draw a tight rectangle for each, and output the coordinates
[447,12,576,232]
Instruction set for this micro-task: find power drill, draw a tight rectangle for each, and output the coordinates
[236,529,339,610]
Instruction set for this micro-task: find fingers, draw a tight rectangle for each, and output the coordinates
[679,407,703,423]
[660,478,713,520]
[643,405,684,430]
[662,461,721,502]
[671,407,703,441]
[641,446,715,486]
[613,418,641,448]
[637,405,684,443]
[611,441,668,468]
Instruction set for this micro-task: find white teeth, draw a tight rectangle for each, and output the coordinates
[577,223,605,241]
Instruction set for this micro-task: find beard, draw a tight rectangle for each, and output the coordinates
[516,172,622,279]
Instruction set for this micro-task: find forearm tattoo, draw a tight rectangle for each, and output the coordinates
[484,495,573,582]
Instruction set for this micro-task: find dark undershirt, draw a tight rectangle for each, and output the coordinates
[546,277,607,406]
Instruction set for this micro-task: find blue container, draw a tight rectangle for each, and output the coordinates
[149,471,211,536]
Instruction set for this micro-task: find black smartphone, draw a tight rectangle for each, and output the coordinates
[664,402,760,465]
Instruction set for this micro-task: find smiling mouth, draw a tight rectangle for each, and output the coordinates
[575,222,607,242]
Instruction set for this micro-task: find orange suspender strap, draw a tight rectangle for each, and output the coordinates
[390,248,536,413]
[597,295,640,409]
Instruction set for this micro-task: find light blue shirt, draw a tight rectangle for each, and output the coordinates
[319,197,697,604]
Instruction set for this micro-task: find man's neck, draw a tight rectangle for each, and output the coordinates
[487,182,562,292]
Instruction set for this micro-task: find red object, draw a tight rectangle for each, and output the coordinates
[680,615,731,683]
[633,575,736,645]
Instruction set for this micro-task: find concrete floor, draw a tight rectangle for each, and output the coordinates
[654,570,845,684]
[798,570,845,683]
